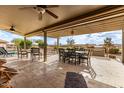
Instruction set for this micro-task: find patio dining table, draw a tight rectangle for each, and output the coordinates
[63,50,85,56]
[64,50,84,53]
[61,50,87,65]
[75,51,85,54]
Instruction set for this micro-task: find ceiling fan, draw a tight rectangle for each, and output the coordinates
[0,24,19,33]
[19,5,59,20]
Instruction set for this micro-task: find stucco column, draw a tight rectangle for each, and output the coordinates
[122,29,124,63]
[24,36,27,50]
[44,31,47,62]
[57,37,60,53]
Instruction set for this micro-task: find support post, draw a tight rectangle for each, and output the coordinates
[122,29,124,63]
[24,36,27,50]
[57,37,60,53]
[44,31,47,62]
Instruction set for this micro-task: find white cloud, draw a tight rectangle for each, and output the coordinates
[28,36,57,45]
[0,30,23,42]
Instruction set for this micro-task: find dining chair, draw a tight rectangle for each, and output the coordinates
[31,48,41,61]
[79,49,91,66]
[17,48,28,59]
[63,50,70,63]
[67,49,77,65]
[63,49,79,65]
[58,48,65,61]
[79,48,85,51]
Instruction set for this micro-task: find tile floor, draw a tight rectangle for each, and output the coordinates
[4,55,124,88]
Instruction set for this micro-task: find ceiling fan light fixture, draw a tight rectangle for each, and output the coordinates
[38,8,45,20]
[10,26,15,32]
[38,12,43,20]
[37,7,45,14]
[71,29,76,35]
[41,8,45,14]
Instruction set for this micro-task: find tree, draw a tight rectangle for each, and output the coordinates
[104,37,113,56]
[20,40,32,49]
[53,41,57,50]
[35,39,44,48]
[104,37,113,47]
[11,38,23,49]
[66,38,75,47]
[12,38,23,53]
[12,38,32,49]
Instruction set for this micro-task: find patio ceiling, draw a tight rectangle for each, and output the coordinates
[0,5,105,36]
[26,5,124,38]
[41,15,124,38]
[0,5,123,38]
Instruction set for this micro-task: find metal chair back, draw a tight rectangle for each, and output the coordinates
[31,48,40,55]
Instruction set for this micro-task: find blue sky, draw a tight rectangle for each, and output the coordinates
[0,30,122,45]
[60,30,122,45]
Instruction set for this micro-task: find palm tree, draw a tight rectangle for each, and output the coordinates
[104,37,113,56]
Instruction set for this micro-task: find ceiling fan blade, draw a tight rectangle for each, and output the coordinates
[19,7,35,10]
[46,5,59,8]
[0,28,9,31]
[37,5,59,8]
[0,28,23,35]
[45,9,58,19]
[0,28,15,33]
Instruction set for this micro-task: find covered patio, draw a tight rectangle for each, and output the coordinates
[0,5,124,88]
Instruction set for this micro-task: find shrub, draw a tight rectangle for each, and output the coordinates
[35,40,44,48]
[109,48,119,54]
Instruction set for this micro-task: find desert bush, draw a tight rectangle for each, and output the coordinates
[109,48,119,54]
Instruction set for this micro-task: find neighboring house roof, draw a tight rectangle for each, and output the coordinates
[0,39,8,44]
